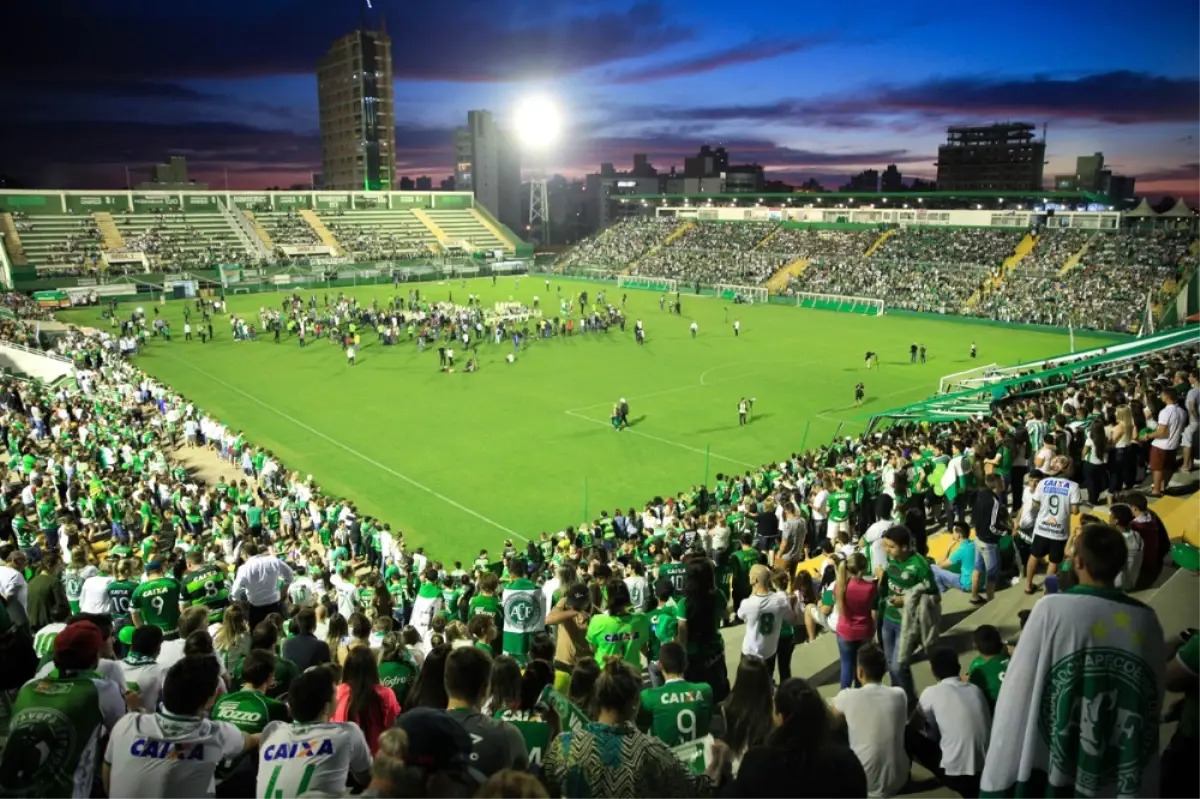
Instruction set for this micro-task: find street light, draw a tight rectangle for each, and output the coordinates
[513,94,563,244]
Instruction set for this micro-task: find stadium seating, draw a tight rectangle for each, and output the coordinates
[111,210,250,272]
[320,208,440,259]
[556,217,678,271]
[423,209,510,252]
[12,212,104,274]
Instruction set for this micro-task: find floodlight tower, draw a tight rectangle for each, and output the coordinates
[513,95,562,245]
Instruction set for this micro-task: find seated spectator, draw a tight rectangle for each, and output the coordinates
[931,522,976,593]
[103,655,254,798]
[909,647,991,797]
[829,643,910,797]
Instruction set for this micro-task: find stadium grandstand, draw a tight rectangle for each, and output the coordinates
[0,189,530,287]
[0,182,1197,799]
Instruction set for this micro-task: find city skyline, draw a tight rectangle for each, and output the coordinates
[0,0,1196,199]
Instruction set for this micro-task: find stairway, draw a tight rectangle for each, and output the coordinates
[299,210,342,255]
[765,257,811,293]
[242,210,275,251]
[92,212,125,250]
[1058,241,1091,276]
[864,229,896,257]
[412,209,452,249]
[467,208,519,252]
[627,221,691,275]
[752,225,783,251]
[965,232,1038,308]
[0,214,27,266]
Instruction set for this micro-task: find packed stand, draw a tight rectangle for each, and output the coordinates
[974,229,1195,332]
[788,260,990,313]
[325,222,428,261]
[633,247,789,285]
[1010,228,1091,274]
[556,218,677,271]
[763,228,878,260]
[0,291,1196,799]
[258,212,323,247]
[873,227,1025,269]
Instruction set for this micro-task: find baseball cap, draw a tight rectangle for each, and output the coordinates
[565,583,591,610]
[393,708,472,770]
[146,560,163,572]
[54,621,104,669]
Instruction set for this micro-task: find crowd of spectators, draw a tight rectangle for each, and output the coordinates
[257,212,323,247]
[0,285,1194,798]
[634,247,789,285]
[556,218,678,271]
[763,228,878,260]
[325,222,429,262]
[788,261,992,314]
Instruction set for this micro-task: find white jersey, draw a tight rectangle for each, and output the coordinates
[79,574,115,613]
[257,720,372,799]
[333,581,359,619]
[104,711,244,798]
[122,654,167,714]
[737,592,795,659]
[287,577,318,608]
[624,576,648,612]
[1031,477,1080,541]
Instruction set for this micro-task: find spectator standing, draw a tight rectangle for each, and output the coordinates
[1162,630,1199,798]
[877,526,936,703]
[0,550,30,631]
[123,624,168,714]
[971,474,1008,605]
[638,642,714,771]
[736,565,798,675]
[1023,456,1081,594]
[103,655,255,798]
[829,644,911,798]
[1144,386,1187,496]
[833,553,877,689]
[909,647,991,797]
[0,621,129,797]
[982,524,1166,796]
[230,542,294,627]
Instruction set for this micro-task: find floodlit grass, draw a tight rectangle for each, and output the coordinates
[60,277,1115,558]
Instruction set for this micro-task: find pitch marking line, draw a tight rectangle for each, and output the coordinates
[159,356,528,541]
[564,409,756,468]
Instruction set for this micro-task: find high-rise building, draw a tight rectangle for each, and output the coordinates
[1075,152,1105,192]
[453,110,521,234]
[840,169,879,192]
[880,164,904,192]
[936,123,1045,191]
[317,28,396,191]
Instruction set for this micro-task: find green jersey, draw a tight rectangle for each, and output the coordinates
[585,612,650,667]
[638,679,714,752]
[211,689,288,733]
[828,490,852,523]
[658,562,687,594]
[130,575,183,634]
[648,604,679,661]
[494,708,553,771]
[731,548,759,592]
[13,518,35,549]
[107,579,137,621]
[183,564,230,623]
[0,669,114,798]
[967,654,1009,710]
[379,654,421,703]
[468,594,501,624]
[879,553,937,624]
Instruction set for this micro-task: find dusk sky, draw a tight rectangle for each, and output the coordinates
[1,0,1197,198]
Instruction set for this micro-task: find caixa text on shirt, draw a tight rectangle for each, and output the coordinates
[130,739,206,760]
[263,738,336,760]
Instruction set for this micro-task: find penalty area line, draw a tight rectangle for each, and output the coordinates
[159,356,528,542]
[564,410,756,468]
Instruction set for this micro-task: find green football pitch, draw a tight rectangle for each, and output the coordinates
[59,277,1116,559]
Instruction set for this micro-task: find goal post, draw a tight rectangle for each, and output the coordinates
[716,283,768,304]
[793,292,885,317]
[616,275,678,293]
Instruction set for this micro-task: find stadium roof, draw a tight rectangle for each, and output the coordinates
[619,189,1112,205]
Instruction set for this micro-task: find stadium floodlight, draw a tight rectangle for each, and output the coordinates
[513,95,562,151]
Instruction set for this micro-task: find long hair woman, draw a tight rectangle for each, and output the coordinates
[485,654,524,714]
[211,603,250,675]
[718,655,774,775]
[1082,417,1110,504]
[724,678,867,797]
[403,643,450,711]
[1110,404,1136,492]
[542,657,715,798]
[834,552,877,689]
[377,631,420,707]
[324,612,349,666]
[677,558,729,701]
[333,645,400,753]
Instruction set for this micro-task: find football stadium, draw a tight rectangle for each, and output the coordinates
[1,184,1199,796]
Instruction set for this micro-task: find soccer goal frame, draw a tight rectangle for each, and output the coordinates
[616,275,678,294]
[716,283,768,304]
[793,292,885,317]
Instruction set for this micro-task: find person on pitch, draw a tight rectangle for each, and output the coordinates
[618,398,630,428]
[864,351,878,369]
[611,403,623,431]
[738,397,753,426]
[855,382,866,407]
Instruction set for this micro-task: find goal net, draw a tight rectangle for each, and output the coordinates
[794,292,885,317]
[938,363,1001,394]
[617,275,678,293]
[716,283,768,304]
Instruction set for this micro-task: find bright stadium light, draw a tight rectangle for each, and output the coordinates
[513,95,562,150]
